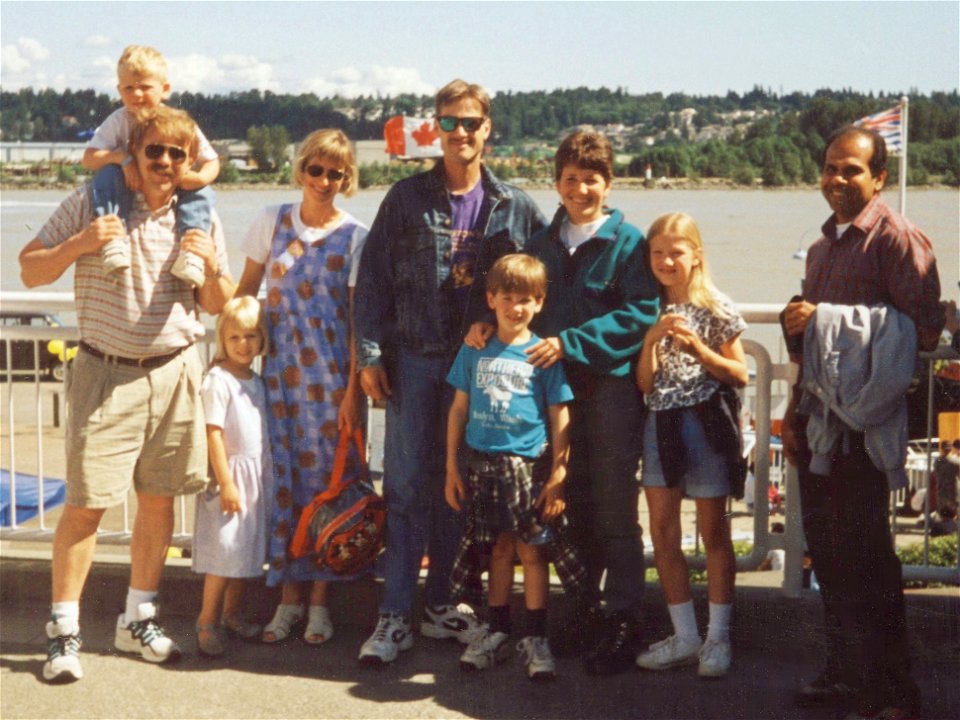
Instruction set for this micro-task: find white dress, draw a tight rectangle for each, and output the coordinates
[192,365,273,578]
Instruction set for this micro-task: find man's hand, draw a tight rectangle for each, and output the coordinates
[180,229,219,275]
[359,365,391,401]
[464,322,494,349]
[80,214,126,255]
[526,336,565,368]
[781,394,801,467]
[783,299,817,338]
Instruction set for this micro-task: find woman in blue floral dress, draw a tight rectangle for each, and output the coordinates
[236,129,367,645]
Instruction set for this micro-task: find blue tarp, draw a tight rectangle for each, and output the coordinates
[0,470,66,526]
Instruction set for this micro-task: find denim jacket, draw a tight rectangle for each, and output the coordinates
[526,206,660,377]
[354,163,546,366]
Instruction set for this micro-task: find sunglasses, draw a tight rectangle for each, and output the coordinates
[437,116,486,133]
[143,143,188,164]
[304,165,345,181]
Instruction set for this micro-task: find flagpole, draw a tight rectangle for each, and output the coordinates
[899,96,909,215]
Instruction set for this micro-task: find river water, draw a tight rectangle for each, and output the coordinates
[3,186,958,354]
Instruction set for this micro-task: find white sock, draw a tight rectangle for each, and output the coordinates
[667,601,700,641]
[124,588,157,624]
[51,601,80,634]
[706,602,732,643]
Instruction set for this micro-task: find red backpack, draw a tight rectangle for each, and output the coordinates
[288,428,386,575]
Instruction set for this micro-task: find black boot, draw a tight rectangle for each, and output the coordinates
[582,611,641,676]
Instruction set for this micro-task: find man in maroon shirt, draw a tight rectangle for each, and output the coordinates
[782,127,942,720]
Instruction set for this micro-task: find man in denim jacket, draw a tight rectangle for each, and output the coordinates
[354,79,546,666]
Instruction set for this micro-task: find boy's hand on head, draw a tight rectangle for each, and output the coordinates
[526,337,564,368]
[444,469,466,512]
[464,322,495,349]
[122,162,142,193]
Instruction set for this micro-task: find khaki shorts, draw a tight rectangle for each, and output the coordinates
[65,344,208,508]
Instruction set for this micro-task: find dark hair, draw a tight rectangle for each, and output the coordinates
[824,126,887,176]
[554,130,614,182]
[486,254,547,299]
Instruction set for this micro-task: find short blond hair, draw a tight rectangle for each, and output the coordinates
[117,45,168,82]
[214,296,268,363]
[293,129,358,197]
[128,106,199,159]
[435,79,491,117]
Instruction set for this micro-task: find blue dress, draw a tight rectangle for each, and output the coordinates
[261,204,367,585]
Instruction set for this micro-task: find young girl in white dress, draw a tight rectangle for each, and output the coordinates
[192,296,272,657]
[634,213,748,679]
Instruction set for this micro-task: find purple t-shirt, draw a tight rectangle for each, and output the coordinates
[448,181,485,307]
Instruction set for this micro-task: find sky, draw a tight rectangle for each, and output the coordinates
[1,1,958,100]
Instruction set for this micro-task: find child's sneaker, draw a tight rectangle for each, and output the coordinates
[698,638,732,678]
[458,627,511,671]
[358,613,413,666]
[421,603,481,643]
[636,634,702,671]
[170,249,205,288]
[517,636,556,681]
[43,618,83,683]
[114,602,181,663]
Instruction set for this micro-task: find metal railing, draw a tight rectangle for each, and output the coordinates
[2,292,958,593]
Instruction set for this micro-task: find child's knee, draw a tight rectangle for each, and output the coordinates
[490,532,517,562]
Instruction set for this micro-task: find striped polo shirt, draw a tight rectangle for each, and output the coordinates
[37,184,228,358]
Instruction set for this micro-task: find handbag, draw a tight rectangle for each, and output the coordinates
[288,427,386,574]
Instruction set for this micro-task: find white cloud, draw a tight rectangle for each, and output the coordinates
[84,35,113,47]
[0,38,50,88]
[18,38,49,61]
[1,45,31,75]
[304,65,435,98]
[167,52,278,94]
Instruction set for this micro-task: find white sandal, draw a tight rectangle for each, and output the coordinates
[304,605,334,645]
[261,603,304,644]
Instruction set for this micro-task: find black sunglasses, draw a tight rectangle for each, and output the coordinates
[437,116,486,133]
[304,165,345,181]
[144,143,188,164]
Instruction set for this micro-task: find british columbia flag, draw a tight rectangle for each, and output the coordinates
[854,105,903,155]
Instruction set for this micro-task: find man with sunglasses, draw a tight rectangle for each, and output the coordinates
[355,79,546,666]
[20,106,234,683]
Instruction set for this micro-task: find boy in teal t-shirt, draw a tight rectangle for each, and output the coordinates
[445,254,586,682]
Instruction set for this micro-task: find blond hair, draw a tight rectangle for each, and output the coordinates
[435,79,491,117]
[213,296,268,363]
[117,45,168,82]
[293,129,357,196]
[646,212,730,318]
[128,106,199,159]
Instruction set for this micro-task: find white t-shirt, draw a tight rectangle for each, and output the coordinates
[87,107,218,164]
[241,203,368,287]
[560,216,607,254]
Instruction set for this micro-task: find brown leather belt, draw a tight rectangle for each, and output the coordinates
[79,340,189,369]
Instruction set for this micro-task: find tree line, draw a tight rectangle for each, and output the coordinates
[2,85,958,186]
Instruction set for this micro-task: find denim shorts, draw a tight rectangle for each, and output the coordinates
[641,408,731,498]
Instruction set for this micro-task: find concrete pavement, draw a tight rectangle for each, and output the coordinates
[1,555,958,720]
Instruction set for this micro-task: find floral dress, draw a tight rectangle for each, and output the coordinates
[258,204,367,584]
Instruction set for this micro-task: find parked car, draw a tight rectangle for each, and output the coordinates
[0,312,77,382]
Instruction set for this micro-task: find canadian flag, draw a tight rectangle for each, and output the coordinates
[384,116,442,159]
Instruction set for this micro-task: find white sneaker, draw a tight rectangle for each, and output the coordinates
[421,603,481,643]
[636,634,702,671]
[698,638,732,678]
[517,636,556,681]
[114,602,181,663]
[43,618,83,683]
[459,627,510,671]
[358,614,413,666]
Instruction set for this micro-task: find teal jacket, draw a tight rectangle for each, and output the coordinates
[526,207,660,377]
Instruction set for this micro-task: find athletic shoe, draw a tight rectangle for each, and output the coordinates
[421,603,481,643]
[43,618,83,683]
[358,614,413,666]
[698,638,732,678]
[114,602,181,663]
[583,613,641,676]
[517,636,556,681]
[636,634,702,671]
[459,627,510,671]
